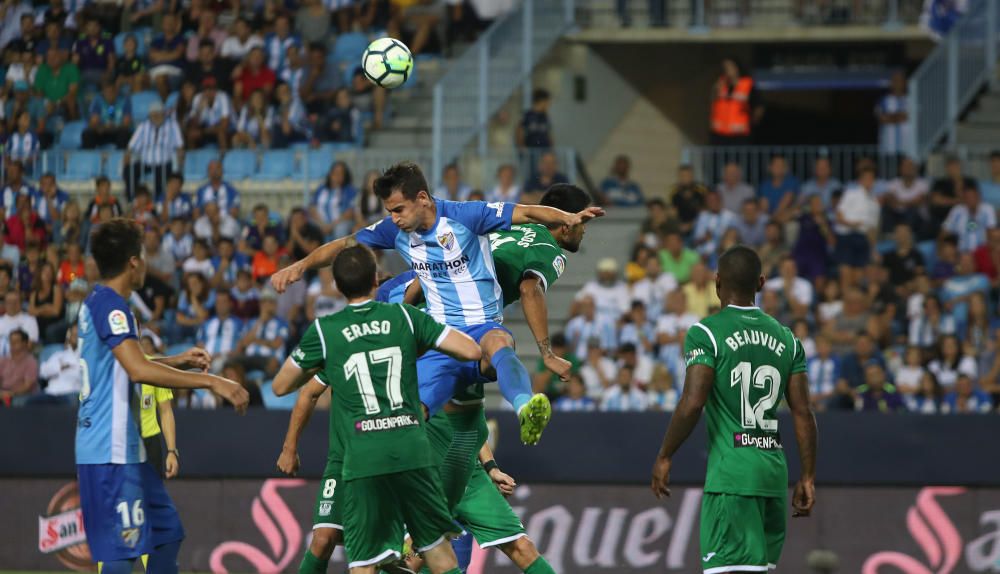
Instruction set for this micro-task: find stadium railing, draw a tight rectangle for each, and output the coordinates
[2,147,579,214]
[910,0,999,158]
[575,0,920,30]
[430,0,576,189]
[681,144,894,184]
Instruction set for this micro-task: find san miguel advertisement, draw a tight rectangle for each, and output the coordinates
[4,479,1000,573]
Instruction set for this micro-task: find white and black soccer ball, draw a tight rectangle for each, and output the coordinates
[361,37,413,89]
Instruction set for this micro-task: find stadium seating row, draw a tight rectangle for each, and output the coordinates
[42,145,357,182]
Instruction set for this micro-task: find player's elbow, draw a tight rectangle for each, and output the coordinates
[272,376,294,396]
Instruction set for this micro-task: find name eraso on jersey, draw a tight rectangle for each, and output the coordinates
[342,320,392,342]
[724,329,787,356]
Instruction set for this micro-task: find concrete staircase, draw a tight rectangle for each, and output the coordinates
[956,87,1000,146]
[367,58,447,150]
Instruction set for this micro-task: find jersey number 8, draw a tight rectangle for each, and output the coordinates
[730,362,781,431]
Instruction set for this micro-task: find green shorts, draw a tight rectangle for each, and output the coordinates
[700,492,786,573]
[311,458,343,531]
[453,463,525,548]
[425,409,490,511]
[342,468,460,569]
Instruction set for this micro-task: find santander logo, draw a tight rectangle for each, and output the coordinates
[209,479,307,574]
[863,487,966,574]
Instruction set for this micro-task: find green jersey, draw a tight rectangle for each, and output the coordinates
[292,301,449,481]
[489,224,567,307]
[683,305,806,498]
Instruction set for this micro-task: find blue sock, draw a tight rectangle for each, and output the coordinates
[452,532,473,571]
[146,540,182,574]
[100,560,134,574]
[490,347,532,413]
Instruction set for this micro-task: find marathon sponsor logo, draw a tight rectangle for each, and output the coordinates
[411,255,471,272]
[355,414,420,433]
[733,431,782,450]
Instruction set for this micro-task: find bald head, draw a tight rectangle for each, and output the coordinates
[717,245,763,301]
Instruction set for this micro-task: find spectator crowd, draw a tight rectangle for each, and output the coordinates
[543,151,1000,416]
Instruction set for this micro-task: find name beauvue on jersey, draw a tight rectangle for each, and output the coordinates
[725,329,787,356]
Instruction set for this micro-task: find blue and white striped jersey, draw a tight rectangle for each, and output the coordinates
[2,183,35,216]
[31,188,70,224]
[311,184,357,225]
[156,192,194,220]
[7,131,39,162]
[128,118,184,166]
[75,284,146,465]
[355,199,514,327]
[162,231,194,261]
[264,33,300,76]
[245,317,289,360]
[197,315,245,356]
[188,92,233,127]
[196,182,241,214]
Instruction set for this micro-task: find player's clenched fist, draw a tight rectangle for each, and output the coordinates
[277,447,300,477]
[212,378,250,414]
[566,206,605,227]
[271,261,305,293]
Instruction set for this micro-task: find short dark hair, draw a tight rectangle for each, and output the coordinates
[167,173,183,185]
[532,88,550,103]
[90,218,143,279]
[333,244,378,299]
[374,162,429,201]
[9,329,28,344]
[199,38,215,49]
[551,332,567,348]
[717,245,762,298]
[538,184,591,219]
[619,342,637,355]
[95,175,110,187]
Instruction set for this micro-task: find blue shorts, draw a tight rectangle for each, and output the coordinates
[418,322,511,415]
[77,462,185,562]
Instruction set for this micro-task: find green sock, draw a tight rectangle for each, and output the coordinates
[439,409,484,510]
[524,556,557,574]
[297,549,328,574]
[442,569,463,574]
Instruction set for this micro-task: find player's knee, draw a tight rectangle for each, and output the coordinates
[480,330,514,362]
[309,527,341,559]
[500,536,539,566]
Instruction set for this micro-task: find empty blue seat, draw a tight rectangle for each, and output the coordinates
[130,91,162,123]
[222,150,257,180]
[104,150,125,178]
[184,149,218,180]
[917,240,937,271]
[331,32,370,68]
[114,31,147,57]
[58,120,86,150]
[304,149,332,180]
[63,151,104,181]
[257,150,296,180]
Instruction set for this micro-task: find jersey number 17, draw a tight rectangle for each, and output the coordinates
[344,346,404,415]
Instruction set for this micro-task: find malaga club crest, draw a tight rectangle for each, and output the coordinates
[437,232,456,251]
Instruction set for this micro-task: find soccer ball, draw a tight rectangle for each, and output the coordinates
[361,37,413,89]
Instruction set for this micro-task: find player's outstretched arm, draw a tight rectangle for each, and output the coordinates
[512,204,605,227]
[153,347,212,372]
[272,357,322,396]
[112,339,249,414]
[786,371,817,517]
[520,276,571,382]
[277,377,327,477]
[271,235,357,293]
[435,329,482,362]
[651,364,714,499]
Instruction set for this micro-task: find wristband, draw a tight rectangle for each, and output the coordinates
[482,459,499,473]
[167,449,180,458]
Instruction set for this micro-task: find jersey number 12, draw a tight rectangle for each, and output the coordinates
[730,361,781,430]
[344,347,404,415]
